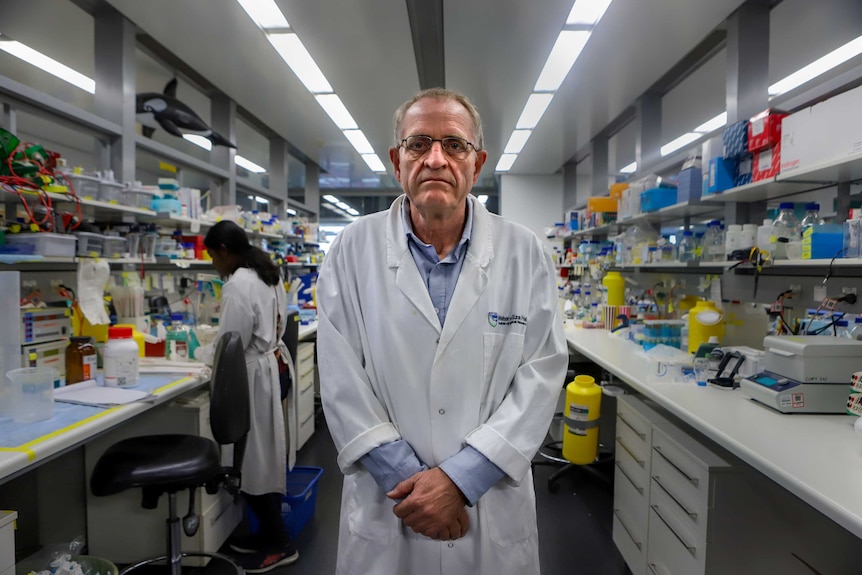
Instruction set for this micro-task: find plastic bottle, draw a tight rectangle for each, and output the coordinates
[688,301,724,354]
[678,231,698,263]
[741,224,758,250]
[251,210,263,232]
[603,271,625,306]
[103,326,139,388]
[703,221,725,262]
[166,313,198,361]
[725,224,742,258]
[772,203,800,260]
[800,203,825,233]
[850,317,862,340]
[843,210,862,259]
[757,219,774,256]
[835,320,852,338]
[562,375,602,465]
[65,336,97,385]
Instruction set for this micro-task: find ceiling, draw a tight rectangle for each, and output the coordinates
[2,0,861,219]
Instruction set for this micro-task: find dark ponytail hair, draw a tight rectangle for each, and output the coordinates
[204,220,281,286]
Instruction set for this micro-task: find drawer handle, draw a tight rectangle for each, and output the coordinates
[651,504,696,557]
[301,413,314,426]
[618,413,647,439]
[652,475,698,520]
[614,461,644,495]
[647,562,665,575]
[615,438,646,468]
[653,445,699,487]
[612,508,642,550]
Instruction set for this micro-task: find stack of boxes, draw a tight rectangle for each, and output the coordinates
[709,119,748,194]
[749,109,787,182]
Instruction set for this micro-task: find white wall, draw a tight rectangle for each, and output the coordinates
[499,174,563,249]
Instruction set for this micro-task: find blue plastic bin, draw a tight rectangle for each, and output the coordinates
[247,465,324,539]
[640,188,678,212]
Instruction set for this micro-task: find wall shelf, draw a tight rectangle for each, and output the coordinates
[700,178,832,204]
[777,150,862,186]
[135,135,230,180]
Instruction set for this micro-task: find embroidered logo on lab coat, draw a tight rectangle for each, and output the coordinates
[488,311,527,328]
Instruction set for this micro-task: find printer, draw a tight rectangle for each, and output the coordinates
[740,336,862,413]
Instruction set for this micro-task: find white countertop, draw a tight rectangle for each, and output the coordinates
[298,321,318,341]
[565,323,862,540]
[0,371,208,485]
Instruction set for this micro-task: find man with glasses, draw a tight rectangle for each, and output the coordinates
[318,88,567,575]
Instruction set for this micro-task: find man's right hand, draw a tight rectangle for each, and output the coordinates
[388,468,472,540]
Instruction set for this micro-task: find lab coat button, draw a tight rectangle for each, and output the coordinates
[438,408,445,415]
[448,542,454,548]
[436,338,440,343]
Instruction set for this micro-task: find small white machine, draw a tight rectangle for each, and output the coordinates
[740,336,862,413]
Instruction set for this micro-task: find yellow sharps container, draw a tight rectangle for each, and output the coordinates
[562,375,602,465]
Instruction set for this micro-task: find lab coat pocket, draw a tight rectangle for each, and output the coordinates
[482,480,536,547]
[346,471,398,544]
[482,333,525,408]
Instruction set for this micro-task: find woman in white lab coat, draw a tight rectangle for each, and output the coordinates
[201,221,298,573]
[318,193,568,575]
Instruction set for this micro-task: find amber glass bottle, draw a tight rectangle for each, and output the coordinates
[66,336,97,385]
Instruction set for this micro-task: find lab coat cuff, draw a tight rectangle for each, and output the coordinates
[336,423,402,474]
[465,425,531,485]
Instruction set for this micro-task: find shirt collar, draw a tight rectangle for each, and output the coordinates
[401,197,473,249]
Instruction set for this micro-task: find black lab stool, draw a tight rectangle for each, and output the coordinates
[91,331,250,575]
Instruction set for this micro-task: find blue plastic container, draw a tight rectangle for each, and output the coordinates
[640,188,678,212]
[247,466,323,539]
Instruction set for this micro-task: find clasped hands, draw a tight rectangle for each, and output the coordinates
[387,467,470,541]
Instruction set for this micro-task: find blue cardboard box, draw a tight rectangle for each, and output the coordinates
[677,167,702,203]
[734,154,753,187]
[707,157,737,194]
[722,120,749,159]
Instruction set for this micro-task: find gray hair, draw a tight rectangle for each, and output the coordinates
[393,88,484,151]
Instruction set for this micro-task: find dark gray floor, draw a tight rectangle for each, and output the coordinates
[254,407,631,575]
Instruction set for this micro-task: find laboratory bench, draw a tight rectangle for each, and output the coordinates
[566,322,861,573]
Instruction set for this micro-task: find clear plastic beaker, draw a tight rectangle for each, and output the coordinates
[7,367,56,423]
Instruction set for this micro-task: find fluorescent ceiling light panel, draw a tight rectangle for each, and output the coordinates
[0,36,95,94]
[345,207,359,216]
[769,35,862,96]
[286,208,297,215]
[361,154,387,172]
[315,94,358,130]
[534,30,591,92]
[335,201,351,210]
[268,33,332,93]
[236,0,289,29]
[566,0,613,25]
[516,94,554,129]
[183,134,213,151]
[254,196,269,204]
[495,154,518,172]
[620,161,637,174]
[323,194,339,203]
[694,111,727,133]
[477,194,489,204]
[660,132,701,157]
[236,155,266,173]
[504,130,532,155]
[343,130,374,155]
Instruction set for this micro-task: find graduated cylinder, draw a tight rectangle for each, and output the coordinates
[562,374,602,465]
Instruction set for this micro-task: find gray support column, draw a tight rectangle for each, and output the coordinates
[590,131,608,198]
[635,92,661,172]
[305,164,320,218]
[837,182,851,223]
[725,1,770,225]
[563,160,577,213]
[270,137,290,217]
[726,2,770,123]
[1,103,16,133]
[210,94,236,207]
[93,6,136,182]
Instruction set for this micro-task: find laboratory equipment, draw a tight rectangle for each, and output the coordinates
[7,367,56,423]
[603,271,625,306]
[562,375,601,465]
[772,203,801,259]
[687,301,724,354]
[21,308,72,345]
[66,336,97,385]
[103,326,139,388]
[740,336,862,413]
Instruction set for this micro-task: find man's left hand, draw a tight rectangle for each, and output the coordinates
[388,467,469,540]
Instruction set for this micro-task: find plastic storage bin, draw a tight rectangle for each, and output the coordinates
[640,187,677,212]
[122,186,160,210]
[102,236,127,258]
[247,466,323,539]
[65,173,101,199]
[5,233,76,257]
[75,232,104,257]
[98,181,124,203]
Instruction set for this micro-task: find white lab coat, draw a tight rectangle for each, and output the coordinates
[317,195,568,575]
[201,267,294,495]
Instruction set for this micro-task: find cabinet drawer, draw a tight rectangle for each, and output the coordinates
[651,426,724,512]
[613,513,646,575]
[614,465,648,539]
[298,368,315,392]
[617,416,651,471]
[647,506,705,575]
[296,342,314,365]
[615,439,649,496]
[617,398,652,445]
[297,410,315,448]
[297,384,315,421]
[650,474,708,544]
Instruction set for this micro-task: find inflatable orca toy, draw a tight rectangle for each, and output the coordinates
[136,78,236,148]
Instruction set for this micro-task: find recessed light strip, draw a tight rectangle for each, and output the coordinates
[0,35,95,94]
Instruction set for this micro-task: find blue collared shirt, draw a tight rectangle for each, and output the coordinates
[358,197,505,505]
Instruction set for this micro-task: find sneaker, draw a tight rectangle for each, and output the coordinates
[237,547,300,573]
[228,534,261,554]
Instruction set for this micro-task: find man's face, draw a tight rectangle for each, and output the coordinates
[389,98,487,217]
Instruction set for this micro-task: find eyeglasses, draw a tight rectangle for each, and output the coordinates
[399,135,479,159]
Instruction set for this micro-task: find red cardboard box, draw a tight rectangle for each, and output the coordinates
[748,110,787,153]
[753,143,780,181]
